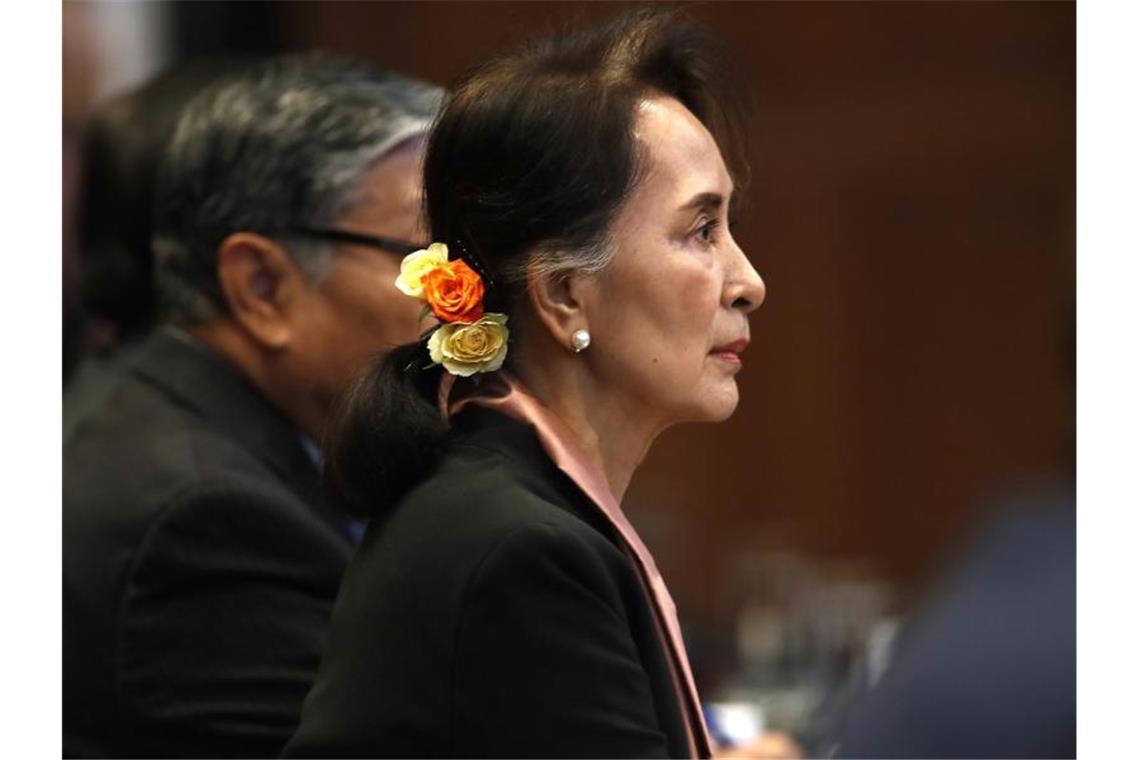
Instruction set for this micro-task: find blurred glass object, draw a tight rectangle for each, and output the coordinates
[705,701,765,748]
[709,547,897,746]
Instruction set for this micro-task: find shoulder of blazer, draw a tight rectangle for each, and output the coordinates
[382,413,625,563]
[346,415,635,625]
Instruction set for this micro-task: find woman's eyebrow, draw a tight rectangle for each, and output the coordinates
[677,191,724,214]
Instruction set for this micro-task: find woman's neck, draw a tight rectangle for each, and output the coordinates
[513,364,663,503]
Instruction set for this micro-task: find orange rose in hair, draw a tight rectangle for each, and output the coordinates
[421,259,485,323]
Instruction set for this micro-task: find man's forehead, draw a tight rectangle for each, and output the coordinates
[337,141,427,230]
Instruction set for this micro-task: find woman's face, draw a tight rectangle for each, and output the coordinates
[581,95,765,427]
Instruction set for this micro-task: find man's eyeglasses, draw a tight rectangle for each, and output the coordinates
[289,226,428,257]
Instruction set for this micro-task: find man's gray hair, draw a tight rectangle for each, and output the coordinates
[153,53,444,324]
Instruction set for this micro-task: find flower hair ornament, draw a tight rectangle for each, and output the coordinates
[395,243,509,377]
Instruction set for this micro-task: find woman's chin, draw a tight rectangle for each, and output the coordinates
[709,399,739,422]
[693,380,740,423]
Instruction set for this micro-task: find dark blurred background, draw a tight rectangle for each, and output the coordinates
[63,0,1074,738]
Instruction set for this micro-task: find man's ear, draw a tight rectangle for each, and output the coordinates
[215,232,305,350]
[525,264,592,350]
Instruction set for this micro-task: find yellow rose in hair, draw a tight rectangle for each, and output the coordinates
[395,243,450,297]
[427,313,510,377]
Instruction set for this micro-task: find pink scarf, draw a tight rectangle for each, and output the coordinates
[440,372,712,757]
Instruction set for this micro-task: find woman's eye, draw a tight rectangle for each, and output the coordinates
[695,218,720,244]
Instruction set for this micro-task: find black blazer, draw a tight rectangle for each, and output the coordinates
[63,330,354,758]
[285,406,696,758]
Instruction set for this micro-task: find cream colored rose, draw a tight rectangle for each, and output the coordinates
[427,313,510,377]
[395,242,449,297]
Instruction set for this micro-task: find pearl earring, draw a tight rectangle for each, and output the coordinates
[570,329,591,353]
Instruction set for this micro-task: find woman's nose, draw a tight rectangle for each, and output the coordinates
[723,242,766,314]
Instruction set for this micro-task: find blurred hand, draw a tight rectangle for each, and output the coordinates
[714,731,804,759]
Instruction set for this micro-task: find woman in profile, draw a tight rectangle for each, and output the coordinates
[287,11,765,759]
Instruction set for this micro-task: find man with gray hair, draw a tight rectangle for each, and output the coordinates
[63,54,443,757]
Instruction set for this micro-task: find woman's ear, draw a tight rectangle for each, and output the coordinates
[525,265,594,350]
[215,232,304,350]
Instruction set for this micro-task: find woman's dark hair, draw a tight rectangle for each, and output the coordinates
[325,9,743,518]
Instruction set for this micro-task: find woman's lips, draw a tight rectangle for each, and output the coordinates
[710,338,748,365]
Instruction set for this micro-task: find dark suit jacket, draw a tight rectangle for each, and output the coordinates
[834,486,1076,759]
[285,406,696,759]
[63,329,354,758]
